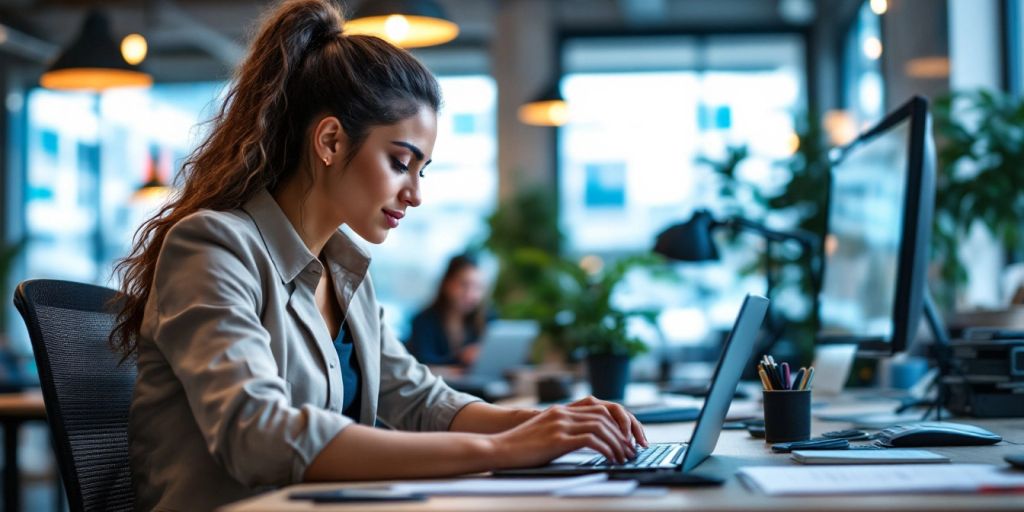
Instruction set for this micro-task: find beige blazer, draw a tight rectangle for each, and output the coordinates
[129,189,481,511]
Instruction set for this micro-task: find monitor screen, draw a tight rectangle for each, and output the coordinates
[817,97,934,354]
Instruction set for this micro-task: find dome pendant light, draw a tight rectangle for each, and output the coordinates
[346,0,459,48]
[518,80,569,127]
[40,9,152,90]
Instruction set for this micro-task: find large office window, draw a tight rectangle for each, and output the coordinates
[842,1,885,125]
[15,75,496,351]
[559,34,806,345]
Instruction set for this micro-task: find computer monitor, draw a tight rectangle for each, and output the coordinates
[817,96,936,355]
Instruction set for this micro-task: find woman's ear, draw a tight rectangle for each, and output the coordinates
[313,115,346,166]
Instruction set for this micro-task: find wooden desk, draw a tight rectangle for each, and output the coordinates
[220,414,1024,511]
[0,391,48,512]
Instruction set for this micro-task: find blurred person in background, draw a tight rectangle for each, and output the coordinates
[407,253,493,366]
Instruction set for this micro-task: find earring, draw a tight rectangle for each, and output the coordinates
[322,156,330,166]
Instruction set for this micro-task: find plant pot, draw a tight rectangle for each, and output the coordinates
[585,353,630,401]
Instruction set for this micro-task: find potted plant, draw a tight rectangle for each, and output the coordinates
[545,254,660,401]
[932,90,1024,308]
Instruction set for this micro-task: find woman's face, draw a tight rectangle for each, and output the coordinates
[327,106,437,244]
[443,266,485,315]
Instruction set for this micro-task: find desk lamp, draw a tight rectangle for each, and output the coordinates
[654,209,820,356]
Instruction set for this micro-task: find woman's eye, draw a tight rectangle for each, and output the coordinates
[418,169,426,178]
[389,157,409,173]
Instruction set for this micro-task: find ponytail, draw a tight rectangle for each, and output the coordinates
[110,0,441,358]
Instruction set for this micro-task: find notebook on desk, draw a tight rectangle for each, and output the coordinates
[495,294,768,476]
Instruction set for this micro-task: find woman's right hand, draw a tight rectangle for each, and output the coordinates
[488,404,638,468]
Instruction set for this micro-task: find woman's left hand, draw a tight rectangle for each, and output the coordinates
[564,396,649,448]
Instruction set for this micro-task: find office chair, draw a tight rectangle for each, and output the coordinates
[13,279,136,512]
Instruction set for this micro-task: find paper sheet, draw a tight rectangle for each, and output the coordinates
[738,464,1024,495]
[553,480,638,497]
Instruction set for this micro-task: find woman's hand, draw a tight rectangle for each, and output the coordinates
[488,396,648,469]
[564,395,648,448]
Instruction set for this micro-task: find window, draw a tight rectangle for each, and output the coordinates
[842,1,885,125]
[559,34,806,345]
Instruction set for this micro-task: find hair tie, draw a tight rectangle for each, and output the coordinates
[308,25,341,52]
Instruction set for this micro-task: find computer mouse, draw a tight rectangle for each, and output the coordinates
[1007,454,1024,470]
[875,422,1002,447]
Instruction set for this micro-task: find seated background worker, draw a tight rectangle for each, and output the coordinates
[407,253,494,366]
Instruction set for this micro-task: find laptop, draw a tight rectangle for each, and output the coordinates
[445,319,540,396]
[496,294,768,475]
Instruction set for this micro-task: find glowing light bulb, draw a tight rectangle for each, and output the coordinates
[863,36,882,60]
[121,33,148,65]
[869,0,888,15]
[384,15,411,44]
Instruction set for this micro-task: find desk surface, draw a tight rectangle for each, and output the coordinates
[221,405,1024,512]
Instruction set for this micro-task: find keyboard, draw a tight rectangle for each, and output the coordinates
[580,442,686,469]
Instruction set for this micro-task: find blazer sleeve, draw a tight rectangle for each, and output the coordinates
[149,212,352,486]
[377,307,482,431]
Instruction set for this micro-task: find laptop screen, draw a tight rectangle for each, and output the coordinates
[680,294,768,472]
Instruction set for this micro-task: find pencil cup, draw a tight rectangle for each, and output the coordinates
[762,389,811,443]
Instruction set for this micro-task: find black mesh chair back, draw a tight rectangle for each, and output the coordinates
[13,279,135,512]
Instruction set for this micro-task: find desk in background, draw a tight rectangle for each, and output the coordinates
[219,413,1024,511]
[0,390,49,512]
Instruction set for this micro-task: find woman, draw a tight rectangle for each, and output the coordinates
[408,254,491,366]
[111,1,646,510]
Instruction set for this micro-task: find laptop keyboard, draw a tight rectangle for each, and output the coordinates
[580,443,686,469]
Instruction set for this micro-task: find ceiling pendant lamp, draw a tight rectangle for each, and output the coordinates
[518,80,569,127]
[133,147,171,203]
[346,0,459,48]
[40,9,152,90]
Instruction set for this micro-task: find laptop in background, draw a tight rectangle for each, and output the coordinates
[495,294,768,475]
[445,319,540,398]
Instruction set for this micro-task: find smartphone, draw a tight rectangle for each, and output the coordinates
[289,488,427,503]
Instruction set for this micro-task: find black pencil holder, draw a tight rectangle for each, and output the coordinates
[762,389,811,443]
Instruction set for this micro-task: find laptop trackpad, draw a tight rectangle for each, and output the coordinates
[551,449,600,465]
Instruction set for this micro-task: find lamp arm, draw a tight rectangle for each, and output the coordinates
[721,216,824,303]
[723,217,817,250]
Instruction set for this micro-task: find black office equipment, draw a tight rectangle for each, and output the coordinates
[494,294,768,476]
[874,422,1002,447]
[13,279,136,512]
[943,339,1024,417]
[770,438,850,453]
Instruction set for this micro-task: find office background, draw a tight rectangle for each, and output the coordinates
[0,0,1021,509]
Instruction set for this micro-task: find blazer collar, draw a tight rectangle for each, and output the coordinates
[242,189,371,284]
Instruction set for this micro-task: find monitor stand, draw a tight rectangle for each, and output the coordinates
[914,291,952,421]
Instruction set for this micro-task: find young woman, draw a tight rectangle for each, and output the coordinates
[111,1,646,510]
[407,254,492,366]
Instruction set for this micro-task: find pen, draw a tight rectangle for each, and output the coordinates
[770,363,783,390]
[802,367,815,390]
[781,362,791,390]
[758,367,773,390]
[792,368,805,392]
[762,362,779,390]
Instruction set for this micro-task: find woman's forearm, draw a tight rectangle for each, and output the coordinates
[304,424,496,481]
[448,402,540,434]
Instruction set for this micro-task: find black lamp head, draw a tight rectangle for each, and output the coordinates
[653,209,721,262]
[41,9,152,90]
